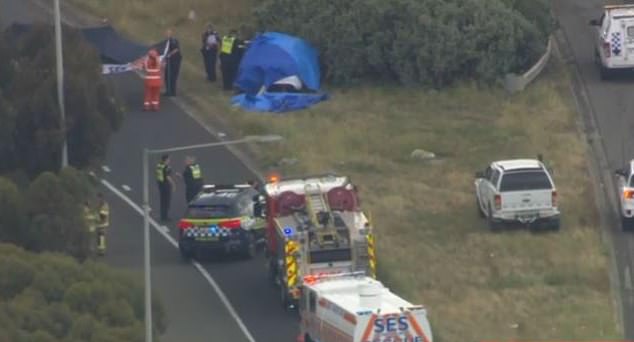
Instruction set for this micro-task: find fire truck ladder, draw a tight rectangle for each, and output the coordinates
[304,183,331,226]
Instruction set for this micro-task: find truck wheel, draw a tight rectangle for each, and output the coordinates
[476,197,485,218]
[487,208,500,232]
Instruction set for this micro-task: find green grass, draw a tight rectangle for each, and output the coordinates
[68,0,620,340]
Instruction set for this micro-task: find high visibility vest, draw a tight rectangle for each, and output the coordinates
[221,36,235,54]
[144,56,162,86]
[97,202,110,228]
[190,164,202,179]
[156,162,166,183]
[84,206,97,232]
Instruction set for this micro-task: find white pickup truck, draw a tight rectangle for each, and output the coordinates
[475,159,560,231]
[614,160,634,231]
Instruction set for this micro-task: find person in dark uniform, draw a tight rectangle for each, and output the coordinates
[163,29,182,96]
[201,24,220,82]
[219,29,242,91]
[156,154,175,221]
[183,156,204,203]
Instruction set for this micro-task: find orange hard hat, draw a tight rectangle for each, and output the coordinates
[148,49,159,57]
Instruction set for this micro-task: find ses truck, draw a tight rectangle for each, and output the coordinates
[298,273,433,342]
[263,174,377,310]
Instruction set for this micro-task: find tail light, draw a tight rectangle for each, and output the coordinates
[177,220,194,230]
[219,219,241,229]
[494,194,501,210]
[552,190,558,207]
[603,41,611,58]
[624,190,634,199]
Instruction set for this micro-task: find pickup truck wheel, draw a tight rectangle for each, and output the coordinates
[487,208,500,232]
[476,197,485,218]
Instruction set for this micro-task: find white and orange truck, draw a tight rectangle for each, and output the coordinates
[263,174,377,310]
[297,273,433,342]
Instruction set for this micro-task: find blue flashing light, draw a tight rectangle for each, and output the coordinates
[283,227,294,236]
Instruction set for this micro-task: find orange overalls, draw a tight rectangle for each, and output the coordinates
[143,51,162,111]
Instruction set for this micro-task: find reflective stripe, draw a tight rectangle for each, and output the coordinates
[145,76,161,79]
[190,164,202,179]
[221,36,235,54]
[156,162,165,182]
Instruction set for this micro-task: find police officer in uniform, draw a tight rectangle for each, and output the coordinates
[163,29,182,96]
[183,156,204,203]
[219,29,242,91]
[201,24,220,82]
[156,154,176,221]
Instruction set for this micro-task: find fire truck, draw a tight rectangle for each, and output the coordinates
[298,272,433,342]
[263,174,377,310]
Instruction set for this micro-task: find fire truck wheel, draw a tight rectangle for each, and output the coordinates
[280,285,290,310]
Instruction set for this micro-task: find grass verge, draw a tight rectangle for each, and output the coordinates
[67,0,619,340]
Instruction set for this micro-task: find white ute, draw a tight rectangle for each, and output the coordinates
[589,4,634,80]
[475,158,560,231]
[298,273,433,342]
[614,161,634,231]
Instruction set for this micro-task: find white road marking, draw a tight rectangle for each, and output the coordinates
[100,179,256,342]
[102,165,111,173]
[122,184,131,191]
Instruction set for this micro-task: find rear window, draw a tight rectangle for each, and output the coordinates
[499,171,552,192]
[185,205,237,219]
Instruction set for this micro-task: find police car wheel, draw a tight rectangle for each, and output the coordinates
[241,233,256,259]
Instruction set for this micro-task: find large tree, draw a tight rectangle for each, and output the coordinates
[0,24,123,176]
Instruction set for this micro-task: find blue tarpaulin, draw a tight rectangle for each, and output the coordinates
[232,32,328,113]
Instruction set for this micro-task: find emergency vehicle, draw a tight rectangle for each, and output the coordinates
[615,160,634,231]
[590,4,634,79]
[177,184,265,260]
[263,174,377,310]
[298,272,433,342]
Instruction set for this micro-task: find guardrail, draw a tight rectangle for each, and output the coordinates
[503,35,554,94]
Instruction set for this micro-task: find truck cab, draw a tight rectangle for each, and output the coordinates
[589,4,634,79]
[475,159,560,231]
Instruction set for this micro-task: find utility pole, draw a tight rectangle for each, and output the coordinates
[54,0,69,168]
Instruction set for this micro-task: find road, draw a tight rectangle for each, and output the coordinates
[0,1,298,341]
[554,0,634,338]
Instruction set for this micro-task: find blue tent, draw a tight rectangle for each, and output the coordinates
[232,32,328,113]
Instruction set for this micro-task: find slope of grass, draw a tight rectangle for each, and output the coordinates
[69,0,620,340]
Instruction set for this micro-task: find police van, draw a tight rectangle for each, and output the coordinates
[298,273,433,342]
[590,4,634,79]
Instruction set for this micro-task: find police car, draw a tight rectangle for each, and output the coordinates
[177,184,266,260]
[590,4,634,79]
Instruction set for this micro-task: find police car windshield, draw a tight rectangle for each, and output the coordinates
[186,205,237,219]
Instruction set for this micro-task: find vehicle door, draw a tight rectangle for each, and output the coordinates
[476,166,495,210]
[597,13,609,61]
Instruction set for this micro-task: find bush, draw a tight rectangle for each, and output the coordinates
[254,0,554,86]
[0,24,123,176]
[0,244,166,341]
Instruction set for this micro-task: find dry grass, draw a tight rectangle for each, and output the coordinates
[69,0,620,340]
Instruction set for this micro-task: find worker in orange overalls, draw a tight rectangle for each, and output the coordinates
[143,49,163,111]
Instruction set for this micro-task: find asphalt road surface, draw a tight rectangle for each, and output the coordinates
[0,1,298,341]
[554,0,634,338]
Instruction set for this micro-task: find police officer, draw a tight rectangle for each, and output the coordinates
[183,156,204,203]
[163,29,182,97]
[83,201,98,254]
[156,154,176,221]
[219,29,242,91]
[95,193,110,255]
[201,23,220,82]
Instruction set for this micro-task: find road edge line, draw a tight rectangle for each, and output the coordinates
[100,179,256,342]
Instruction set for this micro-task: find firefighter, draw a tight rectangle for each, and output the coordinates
[143,49,162,111]
[219,29,241,91]
[163,29,182,97]
[201,23,220,82]
[83,201,97,254]
[156,154,176,222]
[95,193,110,255]
[183,155,204,203]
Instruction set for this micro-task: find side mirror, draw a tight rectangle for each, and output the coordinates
[253,195,266,218]
[589,19,600,26]
[475,171,485,179]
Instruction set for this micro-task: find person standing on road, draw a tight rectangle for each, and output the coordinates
[95,192,110,255]
[219,29,241,91]
[201,24,220,82]
[183,156,204,203]
[163,29,182,97]
[142,48,163,111]
[156,154,176,221]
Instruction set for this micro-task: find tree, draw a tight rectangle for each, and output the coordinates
[254,0,554,86]
[0,25,123,176]
[0,177,27,244]
[0,243,167,341]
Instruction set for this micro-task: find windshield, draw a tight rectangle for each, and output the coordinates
[499,171,552,191]
[185,205,237,219]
